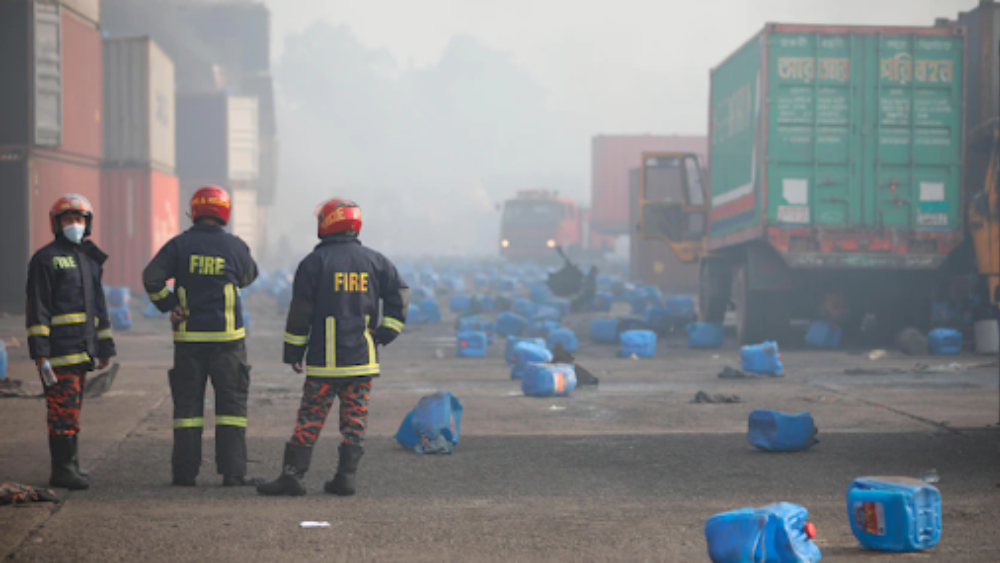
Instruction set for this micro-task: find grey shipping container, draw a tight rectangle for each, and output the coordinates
[103,36,176,172]
[176,93,259,182]
[0,0,63,148]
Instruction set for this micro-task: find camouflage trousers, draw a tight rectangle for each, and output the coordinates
[45,366,88,436]
[291,378,372,447]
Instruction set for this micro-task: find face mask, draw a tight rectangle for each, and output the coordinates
[63,223,86,244]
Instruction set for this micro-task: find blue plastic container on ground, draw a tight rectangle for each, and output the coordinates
[525,319,561,338]
[628,292,649,316]
[510,342,553,379]
[741,341,784,375]
[407,304,424,324]
[449,294,472,314]
[748,410,819,452]
[547,328,579,353]
[621,330,657,358]
[530,284,552,304]
[456,316,494,343]
[546,298,570,318]
[847,477,941,552]
[705,502,821,563]
[0,341,7,380]
[443,276,466,293]
[521,363,577,397]
[105,287,131,309]
[805,321,842,349]
[590,318,620,344]
[505,337,546,364]
[512,298,536,319]
[420,300,442,324]
[478,295,495,313]
[456,332,488,358]
[394,391,463,454]
[687,323,724,349]
[109,308,132,331]
[591,292,613,312]
[496,312,528,338]
[665,295,697,327]
[927,328,962,355]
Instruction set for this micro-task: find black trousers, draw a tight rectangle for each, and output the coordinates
[169,341,250,478]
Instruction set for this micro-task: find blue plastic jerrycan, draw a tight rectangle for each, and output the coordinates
[621,329,657,358]
[547,327,579,353]
[449,294,472,314]
[705,502,821,563]
[522,363,577,397]
[687,322,724,349]
[110,308,133,331]
[504,336,546,365]
[804,321,841,349]
[741,341,783,375]
[590,318,619,344]
[394,391,464,454]
[510,342,552,380]
[496,312,528,338]
[0,340,7,380]
[847,477,941,552]
[748,410,819,452]
[456,331,488,358]
[927,328,962,355]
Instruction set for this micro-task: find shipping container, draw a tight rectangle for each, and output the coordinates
[100,168,179,291]
[60,0,98,24]
[230,187,260,256]
[60,6,102,161]
[628,169,700,294]
[958,1,1000,141]
[30,150,102,251]
[103,36,176,172]
[0,150,31,312]
[176,93,259,182]
[590,135,708,235]
[700,23,966,344]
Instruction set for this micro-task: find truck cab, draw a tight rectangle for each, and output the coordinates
[499,190,582,260]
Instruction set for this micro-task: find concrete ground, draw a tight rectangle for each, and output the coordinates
[1,298,998,562]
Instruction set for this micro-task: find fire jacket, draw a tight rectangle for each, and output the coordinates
[26,237,116,368]
[283,235,409,378]
[142,223,257,343]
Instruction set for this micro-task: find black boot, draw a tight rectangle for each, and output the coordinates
[324,443,364,496]
[70,435,89,477]
[257,443,312,496]
[49,435,89,490]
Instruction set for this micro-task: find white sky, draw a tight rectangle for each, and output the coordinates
[263,0,978,135]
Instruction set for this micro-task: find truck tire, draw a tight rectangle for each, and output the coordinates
[699,259,731,323]
[733,264,768,345]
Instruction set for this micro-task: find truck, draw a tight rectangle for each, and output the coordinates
[498,190,613,261]
[645,23,968,344]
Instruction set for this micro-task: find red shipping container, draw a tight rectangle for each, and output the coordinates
[61,8,102,161]
[591,135,707,236]
[101,168,180,292]
[29,150,102,252]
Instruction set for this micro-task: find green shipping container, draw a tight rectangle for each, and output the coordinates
[708,24,965,270]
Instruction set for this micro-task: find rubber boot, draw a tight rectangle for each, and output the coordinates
[324,443,364,496]
[70,435,89,477]
[49,435,89,490]
[256,443,312,496]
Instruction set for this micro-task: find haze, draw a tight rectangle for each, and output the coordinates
[260,0,977,262]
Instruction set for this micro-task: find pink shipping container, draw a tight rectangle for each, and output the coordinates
[101,168,180,292]
[61,7,103,161]
[591,135,707,235]
[29,150,102,252]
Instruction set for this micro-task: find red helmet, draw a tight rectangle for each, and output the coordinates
[190,185,231,225]
[316,198,362,237]
[49,194,94,236]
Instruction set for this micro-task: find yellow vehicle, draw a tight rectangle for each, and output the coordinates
[969,126,1000,305]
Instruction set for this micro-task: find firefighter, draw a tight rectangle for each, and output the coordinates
[26,194,116,490]
[142,185,260,487]
[257,198,408,497]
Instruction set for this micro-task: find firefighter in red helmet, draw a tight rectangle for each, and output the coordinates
[26,194,117,490]
[142,186,261,487]
[258,198,409,497]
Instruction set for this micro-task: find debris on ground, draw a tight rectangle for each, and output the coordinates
[3,336,20,349]
[801,395,838,403]
[868,349,888,361]
[550,343,599,386]
[0,379,36,399]
[844,360,999,376]
[693,391,741,404]
[549,405,566,411]
[83,362,120,399]
[299,522,330,529]
[920,469,941,484]
[0,482,60,506]
[896,328,929,356]
[718,366,784,379]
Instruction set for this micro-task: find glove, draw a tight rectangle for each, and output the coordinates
[373,326,399,347]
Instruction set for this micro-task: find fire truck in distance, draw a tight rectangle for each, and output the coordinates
[499,190,612,261]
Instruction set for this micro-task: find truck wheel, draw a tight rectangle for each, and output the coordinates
[733,265,767,345]
[699,259,731,323]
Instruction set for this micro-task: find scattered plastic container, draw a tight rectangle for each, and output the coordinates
[748,410,819,452]
[496,312,528,338]
[621,330,657,359]
[927,328,962,355]
[847,477,941,552]
[0,340,7,380]
[741,341,783,375]
[705,502,821,563]
[456,331,488,358]
[510,342,552,379]
[449,294,472,314]
[805,321,842,349]
[522,363,577,397]
[394,391,463,454]
[105,287,131,309]
[591,292,614,312]
[109,308,133,331]
[456,316,494,343]
[687,322,724,349]
[628,291,649,316]
[525,319,561,338]
[547,327,579,353]
[590,318,620,344]
[512,298,536,319]
[407,304,424,324]
[504,336,546,365]
[420,300,442,324]
[530,283,552,304]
